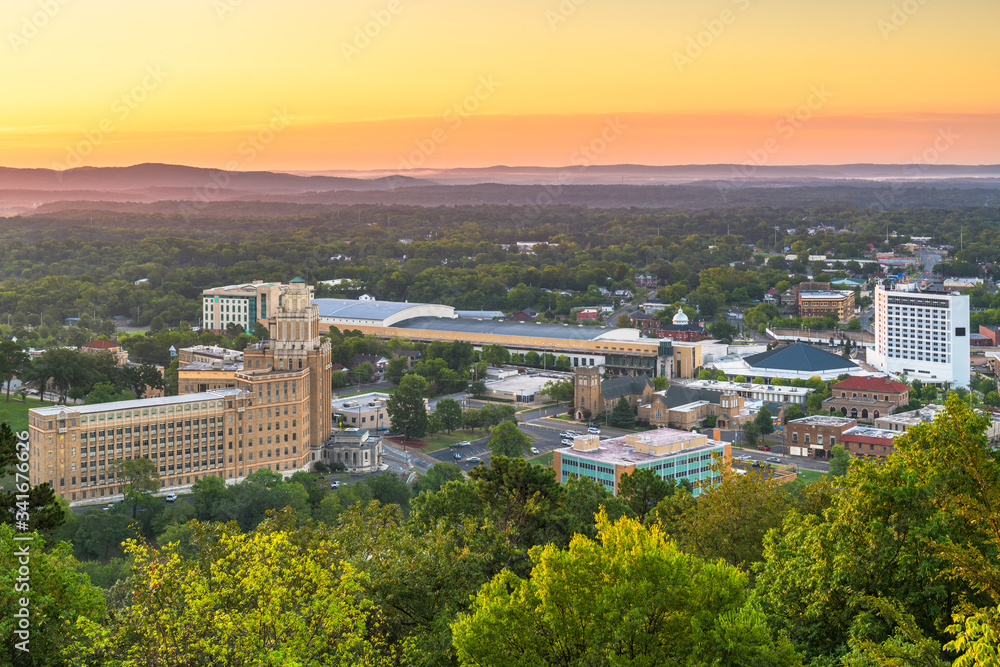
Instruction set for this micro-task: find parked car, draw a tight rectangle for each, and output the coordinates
[757,444,771,451]
[330,481,340,489]
[165,493,177,502]
[559,431,575,438]
[456,440,471,448]
[588,427,601,435]
[560,438,574,446]
[467,456,482,464]
[530,447,540,455]
[765,457,781,463]
[453,452,462,460]
[734,454,751,461]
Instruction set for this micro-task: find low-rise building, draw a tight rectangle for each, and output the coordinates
[573,366,653,420]
[484,374,566,406]
[841,425,901,458]
[553,430,730,497]
[639,385,746,430]
[875,403,1000,443]
[786,415,857,458]
[332,392,393,432]
[685,378,813,405]
[321,428,382,473]
[821,376,909,422]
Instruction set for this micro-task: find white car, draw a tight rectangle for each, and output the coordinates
[530,447,540,455]
[588,427,601,435]
[456,440,471,448]
[560,438,574,446]
[559,431,575,438]
[165,493,177,502]
[734,455,751,461]
[330,481,340,489]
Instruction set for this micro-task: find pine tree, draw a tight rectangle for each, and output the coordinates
[609,396,636,429]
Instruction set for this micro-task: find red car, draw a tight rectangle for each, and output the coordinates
[757,444,771,451]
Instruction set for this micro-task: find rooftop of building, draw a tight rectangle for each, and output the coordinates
[832,376,908,393]
[394,315,651,343]
[685,379,813,395]
[789,415,856,427]
[486,374,566,394]
[843,425,900,441]
[877,404,945,426]
[179,361,243,372]
[557,428,725,465]
[744,342,859,374]
[203,281,286,293]
[31,388,243,417]
[313,298,455,326]
[798,291,853,299]
[332,392,391,410]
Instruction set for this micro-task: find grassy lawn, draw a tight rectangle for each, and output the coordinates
[551,414,574,421]
[796,468,827,484]
[0,396,54,432]
[529,452,553,467]
[419,430,490,453]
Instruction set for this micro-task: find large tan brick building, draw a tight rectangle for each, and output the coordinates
[797,288,855,324]
[28,279,333,503]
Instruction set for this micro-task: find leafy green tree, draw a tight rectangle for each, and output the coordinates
[618,467,674,524]
[84,381,134,405]
[542,379,574,404]
[413,462,465,496]
[384,356,409,384]
[452,512,803,667]
[698,368,713,380]
[616,313,631,328]
[481,344,510,366]
[714,369,727,381]
[386,374,429,441]
[0,339,29,403]
[754,405,775,436]
[785,403,805,423]
[984,391,1000,407]
[756,394,997,663]
[668,459,791,574]
[0,525,106,667]
[73,510,137,561]
[742,421,760,446]
[608,396,636,428]
[114,457,160,520]
[363,472,412,513]
[488,420,532,459]
[652,376,670,391]
[191,474,231,520]
[434,397,463,434]
[828,444,851,476]
[71,510,396,666]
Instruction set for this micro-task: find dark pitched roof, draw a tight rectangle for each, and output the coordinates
[656,384,724,409]
[744,342,856,373]
[600,374,653,401]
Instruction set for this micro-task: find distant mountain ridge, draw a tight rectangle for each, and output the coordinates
[0,163,436,192]
[286,163,1000,185]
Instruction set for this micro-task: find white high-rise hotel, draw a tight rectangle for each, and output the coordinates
[868,283,969,388]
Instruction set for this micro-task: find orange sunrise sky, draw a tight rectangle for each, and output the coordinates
[2,0,998,171]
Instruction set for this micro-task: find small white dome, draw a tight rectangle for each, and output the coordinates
[672,308,689,325]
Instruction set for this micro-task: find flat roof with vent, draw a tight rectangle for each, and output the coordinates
[558,427,723,465]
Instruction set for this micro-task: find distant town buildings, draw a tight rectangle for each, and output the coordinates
[786,415,857,459]
[821,376,910,422]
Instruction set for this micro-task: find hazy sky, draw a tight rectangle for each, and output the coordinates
[2,0,998,170]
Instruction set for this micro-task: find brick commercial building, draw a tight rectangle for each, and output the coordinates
[554,430,730,497]
[841,425,901,458]
[29,280,333,504]
[797,289,856,324]
[786,415,857,458]
[822,376,910,422]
